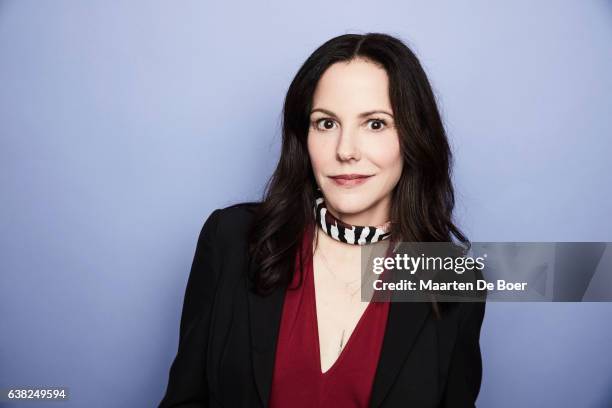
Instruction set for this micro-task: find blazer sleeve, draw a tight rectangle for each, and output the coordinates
[158,209,223,408]
[440,300,486,408]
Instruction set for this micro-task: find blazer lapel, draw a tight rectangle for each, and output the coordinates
[369,300,431,408]
[246,259,287,408]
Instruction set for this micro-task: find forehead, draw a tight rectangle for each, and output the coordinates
[311,58,392,113]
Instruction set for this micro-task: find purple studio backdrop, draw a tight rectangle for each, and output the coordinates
[1,1,611,407]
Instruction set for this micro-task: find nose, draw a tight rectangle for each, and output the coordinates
[336,127,361,161]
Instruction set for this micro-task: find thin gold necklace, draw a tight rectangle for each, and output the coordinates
[314,247,362,356]
[315,245,362,300]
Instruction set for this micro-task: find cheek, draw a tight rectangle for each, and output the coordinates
[366,132,402,171]
[307,133,331,173]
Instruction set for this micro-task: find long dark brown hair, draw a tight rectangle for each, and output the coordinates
[247,33,468,304]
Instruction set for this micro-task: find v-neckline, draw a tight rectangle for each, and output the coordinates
[309,242,374,376]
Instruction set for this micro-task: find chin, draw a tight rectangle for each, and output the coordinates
[325,194,372,218]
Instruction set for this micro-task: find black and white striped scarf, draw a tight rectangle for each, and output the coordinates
[313,188,392,245]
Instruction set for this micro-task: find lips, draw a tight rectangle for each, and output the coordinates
[330,174,373,180]
[329,174,373,187]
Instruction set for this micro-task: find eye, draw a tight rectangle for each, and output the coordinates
[366,118,388,131]
[312,118,337,131]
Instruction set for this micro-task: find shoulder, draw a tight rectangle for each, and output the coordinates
[215,201,260,228]
[215,201,260,235]
[198,201,261,249]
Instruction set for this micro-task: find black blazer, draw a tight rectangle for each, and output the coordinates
[159,203,486,408]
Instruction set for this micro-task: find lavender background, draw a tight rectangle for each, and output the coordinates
[1,1,611,407]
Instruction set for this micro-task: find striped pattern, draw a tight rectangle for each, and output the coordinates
[313,189,391,245]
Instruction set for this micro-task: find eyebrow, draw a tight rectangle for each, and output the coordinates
[310,108,394,119]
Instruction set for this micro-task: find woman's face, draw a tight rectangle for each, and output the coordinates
[307,58,403,226]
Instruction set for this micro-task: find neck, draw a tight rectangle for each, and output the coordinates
[312,223,392,265]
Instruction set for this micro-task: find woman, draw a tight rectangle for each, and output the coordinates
[159,33,486,408]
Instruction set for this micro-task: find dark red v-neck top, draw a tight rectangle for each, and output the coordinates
[269,224,390,408]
